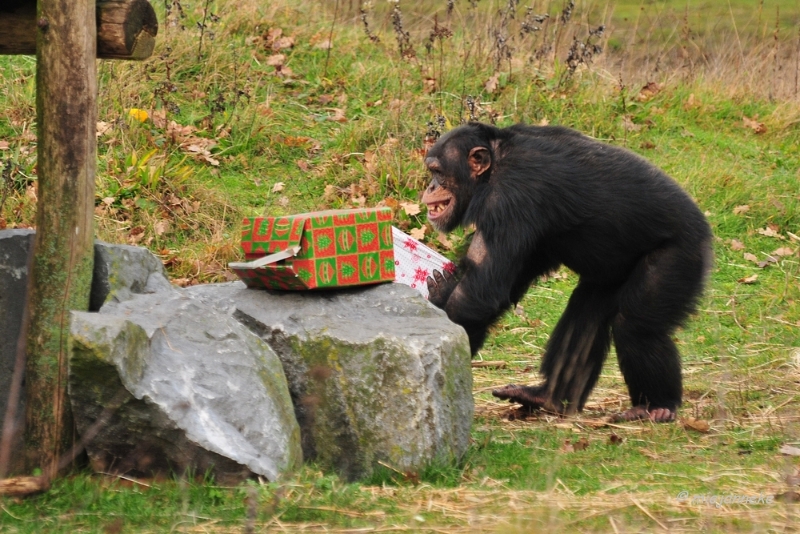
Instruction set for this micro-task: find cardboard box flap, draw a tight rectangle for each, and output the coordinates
[228,244,301,270]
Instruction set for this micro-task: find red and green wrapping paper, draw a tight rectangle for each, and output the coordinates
[231,208,395,290]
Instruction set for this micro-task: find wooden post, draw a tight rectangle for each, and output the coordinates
[0,0,157,60]
[22,0,97,478]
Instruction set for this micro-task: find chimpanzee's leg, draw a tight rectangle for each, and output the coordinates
[493,282,616,414]
[611,240,711,422]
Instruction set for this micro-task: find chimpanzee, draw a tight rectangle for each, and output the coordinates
[422,122,712,423]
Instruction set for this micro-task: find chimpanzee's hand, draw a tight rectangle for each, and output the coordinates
[427,269,458,308]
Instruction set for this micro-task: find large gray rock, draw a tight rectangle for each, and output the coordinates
[0,229,34,468]
[69,291,302,483]
[187,282,473,481]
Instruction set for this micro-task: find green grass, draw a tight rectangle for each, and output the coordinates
[2,0,800,531]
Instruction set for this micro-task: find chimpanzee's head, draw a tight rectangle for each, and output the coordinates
[421,124,493,233]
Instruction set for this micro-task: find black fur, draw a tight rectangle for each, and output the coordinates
[423,122,712,417]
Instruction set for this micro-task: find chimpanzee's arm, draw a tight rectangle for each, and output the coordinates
[428,232,525,354]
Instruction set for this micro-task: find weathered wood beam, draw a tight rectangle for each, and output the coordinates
[0,0,157,60]
[23,0,97,479]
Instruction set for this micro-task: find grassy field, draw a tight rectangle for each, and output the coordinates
[1,0,800,531]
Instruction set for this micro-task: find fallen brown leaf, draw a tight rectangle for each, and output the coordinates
[317,94,335,106]
[379,197,399,210]
[272,36,295,51]
[563,437,590,452]
[150,109,167,128]
[621,115,642,132]
[273,65,293,78]
[757,226,782,239]
[96,122,113,137]
[637,81,662,101]
[264,27,282,45]
[738,274,758,284]
[401,202,421,216]
[683,93,700,110]
[266,54,285,66]
[743,115,766,134]
[484,74,499,94]
[314,38,332,50]
[127,226,146,245]
[280,136,313,147]
[757,256,778,268]
[363,151,378,174]
[437,233,453,249]
[166,120,197,139]
[154,220,170,236]
[732,204,750,215]
[328,108,347,123]
[682,417,710,433]
[730,239,745,251]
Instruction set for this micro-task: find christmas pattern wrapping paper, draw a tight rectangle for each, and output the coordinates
[231,208,395,290]
[391,226,456,299]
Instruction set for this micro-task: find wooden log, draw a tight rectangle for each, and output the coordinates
[23,0,97,479]
[0,476,49,497]
[0,0,157,60]
[96,0,158,59]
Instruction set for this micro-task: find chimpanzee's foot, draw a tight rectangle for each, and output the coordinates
[612,405,676,423]
[491,384,549,410]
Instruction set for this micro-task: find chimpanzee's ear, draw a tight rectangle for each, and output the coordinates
[468,147,491,178]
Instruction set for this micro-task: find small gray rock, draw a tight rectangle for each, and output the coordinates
[91,241,176,311]
[69,291,302,483]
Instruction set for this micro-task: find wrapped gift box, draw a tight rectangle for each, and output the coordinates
[230,208,395,290]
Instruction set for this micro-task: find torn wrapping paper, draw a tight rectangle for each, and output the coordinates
[391,226,456,299]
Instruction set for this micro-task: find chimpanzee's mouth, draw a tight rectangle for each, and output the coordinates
[426,198,451,219]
